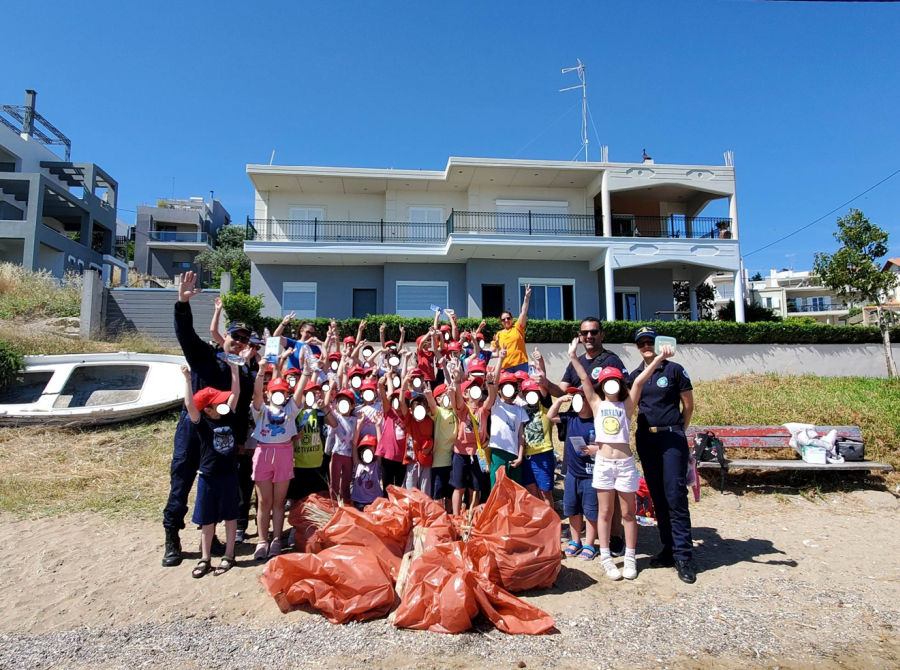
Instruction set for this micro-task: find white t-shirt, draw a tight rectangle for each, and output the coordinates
[250,399,300,444]
[489,400,529,456]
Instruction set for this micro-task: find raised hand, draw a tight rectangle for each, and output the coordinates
[177,272,201,302]
[180,365,191,379]
[568,337,580,359]
[213,296,222,310]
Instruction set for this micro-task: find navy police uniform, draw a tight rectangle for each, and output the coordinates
[630,358,694,561]
[561,349,628,389]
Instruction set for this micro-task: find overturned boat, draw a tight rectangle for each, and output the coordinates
[0,352,187,426]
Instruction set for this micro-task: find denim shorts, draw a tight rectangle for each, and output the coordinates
[521,450,556,491]
[563,472,598,521]
[592,454,640,493]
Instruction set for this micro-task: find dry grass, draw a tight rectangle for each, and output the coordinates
[0,411,178,519]
[0,262,82,320]
[0,321,181,356]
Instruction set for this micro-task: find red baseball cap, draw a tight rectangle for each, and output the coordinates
[514,370,530,382]
[359,378,378,392]
[597,366,624,384]
[327,352,342,361]
[433,383,447,397]
[283,367,302,378]
[461,379,483,393]
[348,365,367,378]
[266,378,290,395]
[334,388,356,403]
[358,434,377,448]
[521,379,541,392]
[343,335,356,344]
[498,371,519,386]
[384,340,397,348]
[303,380,322,392]
[446,341,462,352]
[468,359,487,374]
[193,387,231,411]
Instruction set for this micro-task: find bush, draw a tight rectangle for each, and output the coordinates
[221,293,265,331]
[0,340,23,390]
[254,314,900,345]
[716,300,781,322]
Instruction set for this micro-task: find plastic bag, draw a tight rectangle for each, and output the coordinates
[386,485,455,548]
[317,506,404,579]
[287,493,335,553]
[468,467,561,592]
[260,545,396,623]
[393,540,556,635]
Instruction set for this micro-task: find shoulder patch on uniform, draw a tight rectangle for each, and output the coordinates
[682,369,690,379]
[590,367,601,380]
[656,377,669,388]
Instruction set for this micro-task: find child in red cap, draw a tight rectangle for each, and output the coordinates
[180,360,241,578]
[249,359,305,561]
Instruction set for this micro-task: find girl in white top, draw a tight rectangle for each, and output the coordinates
[567,337,673,580]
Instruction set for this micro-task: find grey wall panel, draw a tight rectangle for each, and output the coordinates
[104,288,220,345]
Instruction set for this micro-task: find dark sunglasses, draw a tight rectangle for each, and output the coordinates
[636,339,655,348]
[580,329,600,336]
[231,333,250,344]
[500,316,512,322]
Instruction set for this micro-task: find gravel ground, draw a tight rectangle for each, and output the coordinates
[1,575,896,670]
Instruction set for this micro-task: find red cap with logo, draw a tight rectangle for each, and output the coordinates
[193,387,231,411]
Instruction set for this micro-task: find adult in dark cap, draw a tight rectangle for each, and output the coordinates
[162,272,255,567]
[629,326,697,583]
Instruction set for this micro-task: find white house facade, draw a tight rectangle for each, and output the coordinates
[244,155,746,322]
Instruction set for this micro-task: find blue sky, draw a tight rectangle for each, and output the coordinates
[4,0,899,276]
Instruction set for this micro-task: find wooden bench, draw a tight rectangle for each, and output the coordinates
[686,425,894,490]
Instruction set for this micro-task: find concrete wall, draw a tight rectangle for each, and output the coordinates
[465,185,590,214]
[534,342,900,382]
[252,263,386,318]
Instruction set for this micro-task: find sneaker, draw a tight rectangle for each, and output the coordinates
[268,538,282,559]
[609,535,626,557]
[600,556,622,581]
[675,559,697,584]
[649,551,675,568]
[623,556,638,580]
[235,529,246,544]
[253,541,268,561]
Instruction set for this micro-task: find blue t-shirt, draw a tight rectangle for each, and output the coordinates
[560,411,596,479]
[629,360,692,430]
[194,414,237,477]
[283,337,321,371]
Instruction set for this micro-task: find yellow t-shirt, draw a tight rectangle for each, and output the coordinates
[292,410,324,468]
[432,406,457,469]
[523,404,553,457]
[495,321,527,369]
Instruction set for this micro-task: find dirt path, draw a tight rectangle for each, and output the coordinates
[0,489,898,668]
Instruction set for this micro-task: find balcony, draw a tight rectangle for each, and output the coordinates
[146,230,211,250]
[247,211,733,243]
[788,303,849,314]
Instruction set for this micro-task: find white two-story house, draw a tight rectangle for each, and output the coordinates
[244,155,746,322]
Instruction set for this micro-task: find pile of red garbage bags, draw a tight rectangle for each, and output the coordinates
[261,468,560,635]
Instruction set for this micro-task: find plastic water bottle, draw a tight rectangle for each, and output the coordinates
[587,429,596,458]
[217,352,244,365]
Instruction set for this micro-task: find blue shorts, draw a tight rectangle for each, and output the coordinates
[431,465,453,499]
[521,450,556,491]
[502,362,530,374]
[192,471,240,526]
[450,452,482,491]
[563,472,598,521]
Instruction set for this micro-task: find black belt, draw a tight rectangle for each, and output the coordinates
[648,425,683,433]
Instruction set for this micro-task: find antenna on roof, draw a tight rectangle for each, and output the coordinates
[269,149,276,165]
[724,150,734,167]
[560,58,588,162]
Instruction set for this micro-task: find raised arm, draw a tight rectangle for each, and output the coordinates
[379,322,387,349]
[567,337,599,410]
[397,324,406,350]
[627,346,674,413]
[252,365,266,411]
[181,365,200,423]
[272,311,295,338]
[546,394,571,423]
[209,297,225,346]
[517,284,532,329]
[355,319,367,345]
[225,360,241,412]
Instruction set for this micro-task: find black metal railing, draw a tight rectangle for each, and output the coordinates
[611,216,730,239]
[788,303,848,313]
[247,218,445,244]
[148,231,210,244]
[245,212,733,243]
[449,210,596,236]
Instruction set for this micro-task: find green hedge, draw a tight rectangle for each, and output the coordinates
[247,314,900,346]
[0,340,23,390]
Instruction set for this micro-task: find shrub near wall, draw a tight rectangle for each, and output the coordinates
[0,340,23,390]
[255,314,900,346]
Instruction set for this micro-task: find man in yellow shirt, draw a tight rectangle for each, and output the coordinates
[493,284,532,372]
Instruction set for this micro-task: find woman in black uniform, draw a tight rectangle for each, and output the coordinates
[629,326,697,584]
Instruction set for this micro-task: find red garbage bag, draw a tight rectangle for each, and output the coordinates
[361,497,414,554]
[260,545,396,623]
[287,494,336,553]
[468,467,561,592]
[392,541,479,634]
[393,541,556,635]
[317,506,403,579]
[386,485,455,547]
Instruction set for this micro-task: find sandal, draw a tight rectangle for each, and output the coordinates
[268,538,282,559]
[564,540,583,558]
[214,555,236,576]
[253,542,268,561]
[578,545,598,562]
[192,559,212,579]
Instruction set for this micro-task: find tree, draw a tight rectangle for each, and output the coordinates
[673,281,716,319]
[813,209,898,377]
[716,299,781,322]
[749,271,763,282]
[195,225,251,294]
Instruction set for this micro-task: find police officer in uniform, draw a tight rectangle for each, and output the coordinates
[630,326,697,583]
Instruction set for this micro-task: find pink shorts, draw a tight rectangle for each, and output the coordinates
[252,443,295,483]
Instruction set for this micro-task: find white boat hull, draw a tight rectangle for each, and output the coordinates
[0,352,188,427]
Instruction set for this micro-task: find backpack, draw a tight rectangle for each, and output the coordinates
[692,430,726,466]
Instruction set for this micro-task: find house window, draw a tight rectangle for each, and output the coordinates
[353,288,377,318]
[615,287,641,321]
[408,207,444,223]
[519,279,575,321]
[496,200,571,235]
[396,281,448,318]
[282,282,316,318]
[288,207,326,221]
[764,297,773,308]
[273,207,326,240]
[810,297,827,311]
